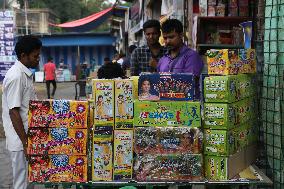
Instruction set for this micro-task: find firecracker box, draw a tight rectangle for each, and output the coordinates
[204,74,256,103]
[207,49,256,75]
[130,76,139,100]
[28,100,88,128]
[235,98,255,124]
[134,101,201,127]
[93,130,113,143]
[113,130,133,180]
[93,79,114,127]
[114,79,134,129]
[92,142,113,181]
[27,128,87,155]
[207,49,239,75]
[134,127,203,154]
[138,73,196,101]
[204,75,239,103]
[199,0,207,16]
[28,155,87,182]
[204,144,257,180]
[232,123,249,151]
[204,129,236,156]
[134,154,203,181]
[238,49,256,73]
[204,103,237,130]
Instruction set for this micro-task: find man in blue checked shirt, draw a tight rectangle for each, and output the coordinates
[130,19,167,76]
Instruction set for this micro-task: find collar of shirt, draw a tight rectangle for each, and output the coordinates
[165,44,188,60]
[15,60,33,77]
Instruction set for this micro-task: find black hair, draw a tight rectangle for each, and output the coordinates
[118,94,124,98]
[104,57,110,61]
[143,19,161,32]
[15,35,42,60]
[47,57,53,62]
[98,95,103,99]
[161,19,183,34]
[128,45,137,54]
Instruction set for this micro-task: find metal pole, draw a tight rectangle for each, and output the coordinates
[24,0,28,35]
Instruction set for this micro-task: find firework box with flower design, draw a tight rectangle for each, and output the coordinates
[134,153,203,181]
[92,142,113,181]
[114,79,134,129]
[204,129,236,156]
[28,155,87,182]
[138,73,196,101]
[134,127,203,154]
[238,49,256,73]
[113,130,133,180]
[27,128,87,155]
[134,101,201,127]
[204,144,257,180]
[28,100,88,128]
[93,79,114,128]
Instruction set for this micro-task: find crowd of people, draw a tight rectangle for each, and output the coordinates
[1,18,204,189]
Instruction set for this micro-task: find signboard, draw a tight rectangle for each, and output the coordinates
[0,10,16,81]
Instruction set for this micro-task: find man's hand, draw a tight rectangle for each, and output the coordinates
[149,58,158,69]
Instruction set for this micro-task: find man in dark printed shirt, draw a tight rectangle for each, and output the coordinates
[130,19,167,76]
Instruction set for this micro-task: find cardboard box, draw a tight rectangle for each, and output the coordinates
[207,49,256,75]
[113,130,133,180]
[93,79,114,127]
[204,144,257,180]
[134,154,203,181]
[134,101,201,127]
[27,128,87,155]
[93,130,113,143]
[28,100,88,128]
[199,0,207,16]
[204,74,256,103]
[92,143,113,181]
[130,76,139,100]
[134,127,203,154]
[204,129,236,156]
[28,155,87,182]
[138,73,196,101]
[114,79,134,129]
[204,75,239,103]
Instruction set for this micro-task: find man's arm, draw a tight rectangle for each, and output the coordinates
[9,108,27,154]
[130,49,139,76]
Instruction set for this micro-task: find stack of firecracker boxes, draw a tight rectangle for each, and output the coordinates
[133,73,203,181]
[27,100,89,182]
[203,48,258,180]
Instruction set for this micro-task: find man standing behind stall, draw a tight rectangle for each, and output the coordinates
[130,19,167,76]
[157,19,203,75]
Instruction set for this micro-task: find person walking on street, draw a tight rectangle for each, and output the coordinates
[130,19,167,76]
[157,19,204,75]
[2,35,42,189]
[44,57,57,99]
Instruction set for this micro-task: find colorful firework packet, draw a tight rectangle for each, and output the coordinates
[134,127,203,154]
[114,79,134,129]
[138,73,197,101]
[134,154,203,181]
[28,100,88,128]
[134,101,201,127]
[113,130,133,180]
[27,128,87,155]
[28,155,87,182]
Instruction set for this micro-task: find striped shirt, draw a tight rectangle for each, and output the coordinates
[130,45,168,76]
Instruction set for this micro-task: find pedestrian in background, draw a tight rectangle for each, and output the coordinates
[44,57,57,99]
[130,19,167,76]
[122,45,137,76]
[97,57,124,79]
[2,35,42,189]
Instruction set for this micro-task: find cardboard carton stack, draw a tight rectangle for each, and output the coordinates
[27,100,88,182]
[92,79,134,181]
[204,49,258,180]
[133,73,203,181]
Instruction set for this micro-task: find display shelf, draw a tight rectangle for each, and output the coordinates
[31,165,272,188]
[198,16,253,23]
[198,44,243,49]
